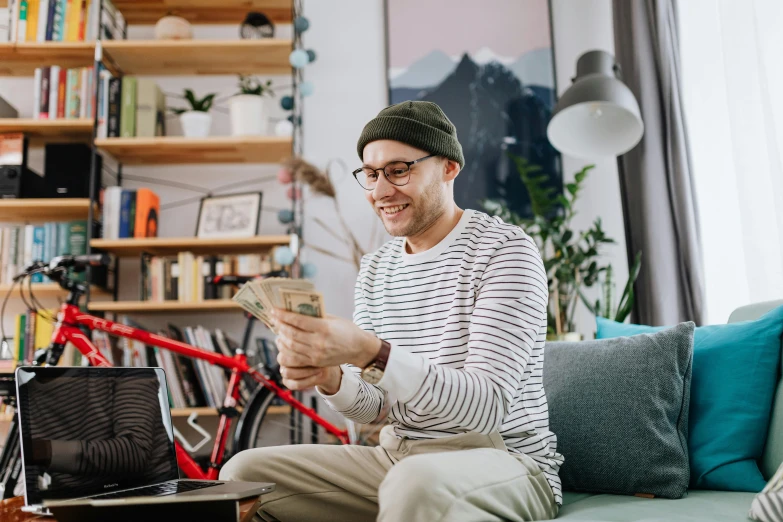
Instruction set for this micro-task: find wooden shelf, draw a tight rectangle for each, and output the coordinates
[171,405,290,417]
[0,283,109,298]
[94,136,292,165]
[0,368,14,375]
[110,0,293,25]
[0,198,94,222]
[0,118,94,145]
[0,42,96,76]
[102,39,292,76]
[88,299,240,313]
[91,235,291,257]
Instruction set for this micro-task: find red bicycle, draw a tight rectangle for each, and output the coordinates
[0,254,351,496]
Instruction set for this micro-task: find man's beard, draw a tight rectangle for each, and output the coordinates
[381,176,445,238]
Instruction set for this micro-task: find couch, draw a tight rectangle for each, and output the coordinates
[551,300,783,521]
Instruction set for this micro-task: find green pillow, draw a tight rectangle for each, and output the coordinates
[543,323,694,498]
[597,304,783,492]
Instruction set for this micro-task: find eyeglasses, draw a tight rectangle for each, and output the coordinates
[352,154,437,190]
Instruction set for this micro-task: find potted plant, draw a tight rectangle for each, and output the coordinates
[170,89,216,138]
[229,76,274,136]
[483,155,642,340]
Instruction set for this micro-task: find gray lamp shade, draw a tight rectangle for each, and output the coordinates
[547,50,644,159]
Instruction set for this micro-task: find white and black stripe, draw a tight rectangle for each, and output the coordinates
[324,209,564,505]
[749,462,783,522]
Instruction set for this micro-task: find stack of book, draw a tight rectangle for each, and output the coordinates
[10,309,56,365]
[99,76,166,138]
[0,221,88,284]
[32,65,95,120]
[141,253,275,303]
[6,0,125,42]
[101,187,160,239]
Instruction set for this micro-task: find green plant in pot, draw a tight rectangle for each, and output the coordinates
[170,89,216,138]
[483,154,642,339]
[230,76,275,136]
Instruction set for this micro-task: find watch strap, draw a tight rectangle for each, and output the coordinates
[369,339,391,371]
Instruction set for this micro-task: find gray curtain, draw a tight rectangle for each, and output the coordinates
[612,0,705,326]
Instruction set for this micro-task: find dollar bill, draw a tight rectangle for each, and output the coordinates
[280,289,325,318]
[232,284,275,330]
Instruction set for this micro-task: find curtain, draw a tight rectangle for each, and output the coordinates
[612,0,706,326]
[677,0,783,324]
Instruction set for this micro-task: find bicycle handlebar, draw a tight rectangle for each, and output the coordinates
[48,253,111,271]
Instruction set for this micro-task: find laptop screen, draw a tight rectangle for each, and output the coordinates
[16,367,180,506]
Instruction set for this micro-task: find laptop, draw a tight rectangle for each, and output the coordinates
[15,366,274,516]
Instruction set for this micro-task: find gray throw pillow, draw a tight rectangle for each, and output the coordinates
[543,322,694,498]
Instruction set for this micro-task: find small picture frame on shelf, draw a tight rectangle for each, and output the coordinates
[195,192,263,238]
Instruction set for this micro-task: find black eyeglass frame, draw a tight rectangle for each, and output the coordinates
[352,154,437,190]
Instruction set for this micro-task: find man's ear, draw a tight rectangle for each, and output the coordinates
[443,159,461,182]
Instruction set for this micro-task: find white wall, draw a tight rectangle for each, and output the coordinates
[550,0,629,336]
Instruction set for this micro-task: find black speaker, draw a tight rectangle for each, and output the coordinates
[0,165,53,199]
[44,143,102,199]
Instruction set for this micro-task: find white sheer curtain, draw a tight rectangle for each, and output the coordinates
[678,0,783,324]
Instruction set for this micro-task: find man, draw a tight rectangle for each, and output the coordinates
[221,101,563,521]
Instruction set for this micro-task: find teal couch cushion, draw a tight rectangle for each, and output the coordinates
[596,304,783,492]
[552,490,756,521]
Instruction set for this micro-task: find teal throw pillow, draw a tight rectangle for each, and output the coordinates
[596,305,783,492]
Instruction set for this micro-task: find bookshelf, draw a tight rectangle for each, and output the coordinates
[0,283,110,298]
[0,199,95,221]
[88,299,241,313]
[0,42,97,76]
[94,136,293,165]
[0,118,93,144]
[0,368,14,375]
[91,235,291,257]
[101,39,292,76]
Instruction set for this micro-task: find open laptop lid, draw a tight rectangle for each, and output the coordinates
[15,367,179,507]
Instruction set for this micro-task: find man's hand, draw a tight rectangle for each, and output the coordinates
[280,365,342,394]
[272,308,381,369]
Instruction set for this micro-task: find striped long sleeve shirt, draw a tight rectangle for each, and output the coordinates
[320,209,564,505]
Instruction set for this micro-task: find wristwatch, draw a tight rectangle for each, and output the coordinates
[361,338,391,385]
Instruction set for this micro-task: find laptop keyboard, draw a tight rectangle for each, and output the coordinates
[91,480,222,500]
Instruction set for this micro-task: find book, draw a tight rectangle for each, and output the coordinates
[96,68,111,138]
[102,186,122,239]
[34,310,55,351]
[44,0,55,40]
[31,225,44,282]
[26,0,38,42]
[36,0,49,41]
[65,68,81,119]
[120,76,137,137]
[65,0,80,41]
[118,189,136,238]
[133,188,159,238]
[14,313,25,363]
[56,67,67,118]
[9,0,19,43]
[24,310,36,363]
[107,76,122,137]
[32,67,41,119]
[68,220,87,281]
[52,0,65,41]
[135,79,162,138]
[48,66,60,120]
[16,0,28,43]
[77,0,86,40]
[39,65,51,119]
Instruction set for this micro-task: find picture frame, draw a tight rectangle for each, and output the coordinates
[195,192,263,239]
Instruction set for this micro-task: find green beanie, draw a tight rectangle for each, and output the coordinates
[357,101,465,168]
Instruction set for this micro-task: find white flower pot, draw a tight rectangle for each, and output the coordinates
[229,95,267,136]
[155,15,192,40]
[179,111,212,138]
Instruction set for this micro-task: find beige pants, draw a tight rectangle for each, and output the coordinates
[219,426,557,522]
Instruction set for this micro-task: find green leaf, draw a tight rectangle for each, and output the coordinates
[566,183,578,196]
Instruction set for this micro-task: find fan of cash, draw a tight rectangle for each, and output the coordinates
[232,277,325,333]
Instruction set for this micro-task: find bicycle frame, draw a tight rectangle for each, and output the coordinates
[48,301,351,480]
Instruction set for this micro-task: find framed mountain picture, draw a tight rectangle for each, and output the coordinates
[385,0,561,218]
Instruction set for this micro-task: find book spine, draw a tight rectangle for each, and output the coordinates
[128,191,136,237]
[31,225,44,282]
[16,0,28,43]
[120,76,136,138]
[26,0,37,41]
[32,67,41,119]
[35,0,47,42]
[118,190,133,238]
[96,69,108,138]
[44,0,55,40]
[6,227,20,284]
[56,221,70,255]
[56,67,66,118]
[77,0,86,41]
[43,221,55,263]
[48,66,60,120]
[9,0,18,43]
[78,67,87,118]
[68,220,86,281]
[52,0,65,41]
[24,311,35,363]
[39,65,50,119]
[107,76,121,137]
